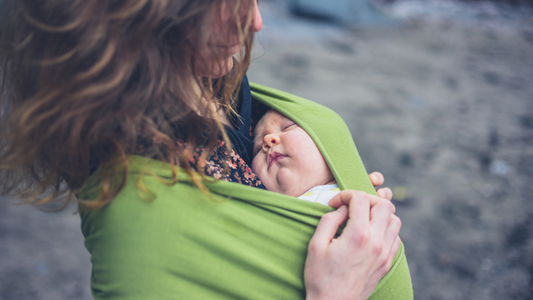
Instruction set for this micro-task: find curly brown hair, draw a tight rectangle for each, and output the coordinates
[0,0,257,209]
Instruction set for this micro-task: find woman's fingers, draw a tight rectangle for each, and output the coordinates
[362,201,401,280]
[381,214,401,256]
[375,215,402,276]
[328,190,378,208]
[370,172,394,201]
[380,235,402,278]
[389,236,402,266]
[344,194,371,243]
[310,206,349,251]
[369,172,384,188]
[329,190,396,214]
[368,193,396,214]
[367,201,394,258]
[377,187,393,200]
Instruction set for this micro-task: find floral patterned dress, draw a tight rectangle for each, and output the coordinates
[187,138,265,188]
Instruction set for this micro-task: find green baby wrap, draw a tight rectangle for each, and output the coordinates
[80,83,413,299]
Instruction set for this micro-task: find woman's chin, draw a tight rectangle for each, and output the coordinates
[200,57,234,78]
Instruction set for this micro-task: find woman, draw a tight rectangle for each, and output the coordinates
[0,0,411,299]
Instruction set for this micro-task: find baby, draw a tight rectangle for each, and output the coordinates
[252,109,390,205]
[252,109,366,205]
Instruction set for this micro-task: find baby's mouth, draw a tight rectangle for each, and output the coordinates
[268,152,287,170]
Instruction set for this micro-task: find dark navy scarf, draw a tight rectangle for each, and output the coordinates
[225,74,254,166]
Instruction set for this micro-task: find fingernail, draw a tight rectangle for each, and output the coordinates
[338,205,346,211]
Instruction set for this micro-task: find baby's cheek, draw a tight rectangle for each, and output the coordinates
[251,157,261,177]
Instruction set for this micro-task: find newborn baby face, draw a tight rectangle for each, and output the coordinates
[252,110,334,197]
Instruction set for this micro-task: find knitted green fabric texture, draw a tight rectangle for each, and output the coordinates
[80,83,413,299]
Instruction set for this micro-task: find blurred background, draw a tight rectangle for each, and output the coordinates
[1,0,532,299]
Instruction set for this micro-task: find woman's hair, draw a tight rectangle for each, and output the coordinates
[0,0,257,209]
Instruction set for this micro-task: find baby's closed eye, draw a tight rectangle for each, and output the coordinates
[283,122,297,130]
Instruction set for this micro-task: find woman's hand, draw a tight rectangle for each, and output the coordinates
[305,190,401,300]
[369,172,393,200]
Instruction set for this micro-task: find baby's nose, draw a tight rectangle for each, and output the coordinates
[264,133,280,147]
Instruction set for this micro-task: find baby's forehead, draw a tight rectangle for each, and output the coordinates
[256,110,289,130]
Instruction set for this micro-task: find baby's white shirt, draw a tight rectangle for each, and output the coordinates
[297,184,340,206]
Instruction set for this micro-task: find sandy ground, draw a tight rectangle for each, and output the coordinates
[1,1,532,299]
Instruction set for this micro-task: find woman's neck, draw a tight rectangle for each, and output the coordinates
[187,77,234,129]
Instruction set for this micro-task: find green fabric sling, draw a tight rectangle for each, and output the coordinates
[80,83,413,299]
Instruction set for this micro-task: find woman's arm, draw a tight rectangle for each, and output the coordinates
[305,191,401,300]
